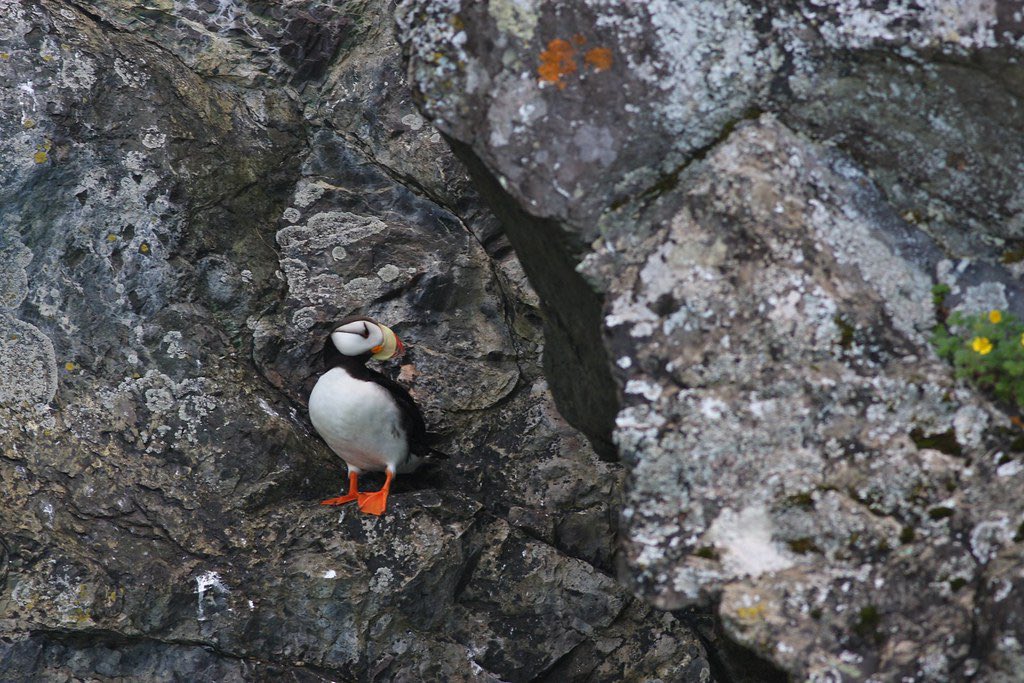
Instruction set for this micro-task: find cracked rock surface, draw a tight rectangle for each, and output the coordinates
[400,0,1024,680]
[0,1,708,681]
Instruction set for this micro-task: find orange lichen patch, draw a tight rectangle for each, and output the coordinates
[584,46,613,72]
[0,52,9,60]
[106,233,118,242]
[139,242,150,254]
[538,38,577,89]
[64,361,77,372]
[33,150,48,164]
[539,38,613,89]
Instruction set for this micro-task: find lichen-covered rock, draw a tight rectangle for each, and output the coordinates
[599,117,1024,679]
[0,0,708,680]
[0,231,56,406]
[399,0,1024,679]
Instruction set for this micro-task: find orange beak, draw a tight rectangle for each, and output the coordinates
[370,324,404,361]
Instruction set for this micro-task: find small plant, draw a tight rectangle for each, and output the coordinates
[931,302,1024,410]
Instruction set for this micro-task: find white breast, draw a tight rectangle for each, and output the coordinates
[308,367,409,472]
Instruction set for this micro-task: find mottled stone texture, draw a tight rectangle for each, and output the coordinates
[0,1,709,681]
[400,0,1024,680]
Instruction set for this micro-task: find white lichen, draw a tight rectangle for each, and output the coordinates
[706,504,795,578]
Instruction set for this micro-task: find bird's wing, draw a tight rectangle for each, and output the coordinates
[364,368,431,455]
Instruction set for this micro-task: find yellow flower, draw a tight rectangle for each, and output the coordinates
[972,337,993,355]
[1020,332,1024,349]
[989,310,1003,324]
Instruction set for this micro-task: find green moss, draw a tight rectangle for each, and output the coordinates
[928,506,955,520]
[1014,521,1024,543]
[834,315,855,349]
[1001,246,1024,264]
[931,283,951,306]
[853,605,882,642]
[949,577,968,592]
[787,537,820,554]
[784,491,815,509]
[694,546,719,560]
[810,608,823,620]
[899,526,915,544]
[910,428,962,457]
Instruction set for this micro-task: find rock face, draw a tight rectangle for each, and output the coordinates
[399,1,1024,680]
[0,1,709,681]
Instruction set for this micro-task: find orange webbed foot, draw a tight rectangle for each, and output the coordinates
[320,493,358,506]
[321,471,359,507]
[357,490,388,515]
[357,470,393,516]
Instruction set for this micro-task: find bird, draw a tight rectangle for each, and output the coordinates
[308,316,432,515]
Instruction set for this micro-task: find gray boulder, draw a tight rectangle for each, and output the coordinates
[399,0,1024,679]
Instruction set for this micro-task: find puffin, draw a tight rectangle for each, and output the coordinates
[309,316,431,515]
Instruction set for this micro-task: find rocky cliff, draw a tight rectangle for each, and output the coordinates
[0,1,708,681]
[4,1,1024,682]
[397,1,1024,681]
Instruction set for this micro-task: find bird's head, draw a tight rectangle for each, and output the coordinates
[328,317,405,361]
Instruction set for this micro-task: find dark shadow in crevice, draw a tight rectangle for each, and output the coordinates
[677,608,791,683]
[442,135,621,462]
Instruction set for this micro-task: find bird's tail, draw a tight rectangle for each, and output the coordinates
[424,430,449,456]
[412,433,449,461]
[424,446,449,460]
